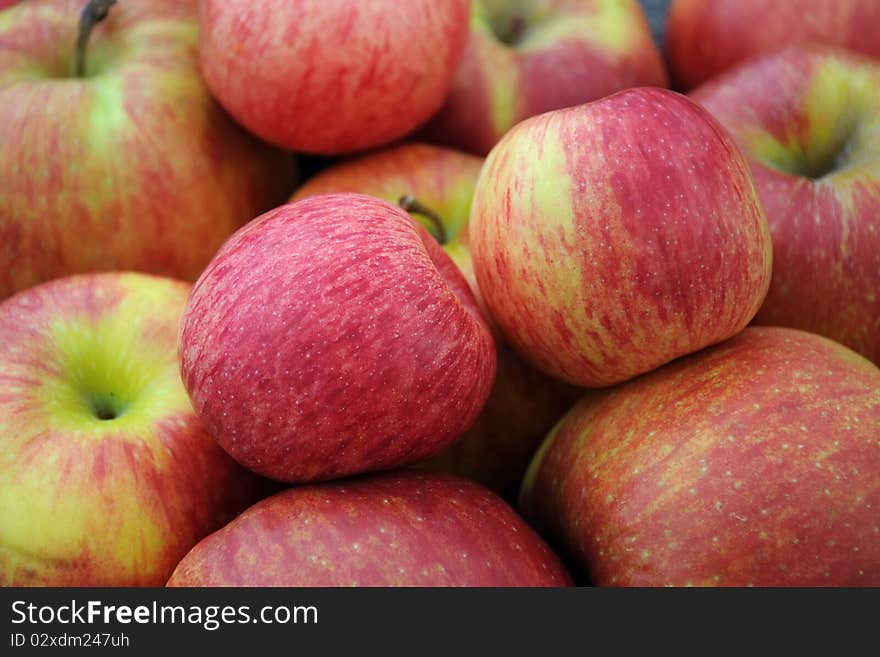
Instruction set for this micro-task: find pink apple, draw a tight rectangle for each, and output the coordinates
[179,193,497,483]
[691,46,880,364]
[666,0,880,90]
[469,87,773,387]
[292,142,582,498]
[521,327,880,586]
[198,0,470,155]
[0,0,296,301]
[167,470,571,587]
[420,0,669,156]
[0,273,268,586]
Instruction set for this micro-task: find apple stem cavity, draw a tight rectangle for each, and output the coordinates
[498,14,527,46]
[399,195,448,245]
[73,0,117,78]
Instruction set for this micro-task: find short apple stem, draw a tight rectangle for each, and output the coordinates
[399,195,447,245]
[73,0,117,78]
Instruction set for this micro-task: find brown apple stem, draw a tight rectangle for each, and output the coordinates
[399,195,447,245]
[73,0,117,78]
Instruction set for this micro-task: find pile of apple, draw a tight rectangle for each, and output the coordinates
[0,0,878,588]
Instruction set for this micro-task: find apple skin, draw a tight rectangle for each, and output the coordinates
[0,0,296,301]
[198,0,470,155]
[0,273,269,586]
[690,47,880,365]
[520,327,880,587]
[666,0,880,90]
[179,193,497,484]
[167,470,571,587]
[469,87,773,388]
[292,143,583,499]
[420,0,668,156]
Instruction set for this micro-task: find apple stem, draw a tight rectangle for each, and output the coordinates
[73,0,117,78]
[399,195,447,245]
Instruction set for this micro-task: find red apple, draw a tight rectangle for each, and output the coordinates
[292,143,582,498]
[0,273,268,586]
[421,0,669,155]
[198,0,470,155]
[179,193,497,483]
[521,327,880,586]
[167,470,571,587]
[666,0,880,90]
[0,0,295,301]
[469,87,773,387]
[691,47,880,364]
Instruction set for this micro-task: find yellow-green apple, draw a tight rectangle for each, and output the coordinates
[420,0,669,156]
[691,47,880,365]
[167,470,571,587]
[469,87,773,388]
[0,272,268,586]
[0,0,296,301]
[179,193,497,484]
[292,143,583,498]
[666,0,880,90]
[198,0,470,155]
[520,327,880,586]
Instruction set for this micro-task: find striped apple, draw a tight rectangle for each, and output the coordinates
[167,471,571,587]
[666,0,880,90]
[691,46,880,364]
[469,87,772,387]
[421,0,668,155]
[292,143,583,498]
[521,327,880,586]
[0,273,268,586]
[198,0,470,155]
[179,193,497,483]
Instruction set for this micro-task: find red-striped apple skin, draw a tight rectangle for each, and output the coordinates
[470,87,772,388]
[292,143,583,498]
[521,327,880,587]
[167,471,571,587]
[179,193,497,484]
[0,0,296,301]
[691,47,880,365]
[422,0,669,156]
[198,0,470,155]
[0,273,268,586]
[666,0,880,90]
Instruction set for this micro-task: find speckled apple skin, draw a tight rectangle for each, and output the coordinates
[291,143,583,498]
[470,87,772,388]
[0,0,296,300]
[691,48,880,365]
[0,273,268,586]
[198,0,470,155]
[179,193,497,483]
[521,327,880,587]
[666,0,880,90]
[167,470,571,587]
[421,0,669,156]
